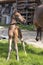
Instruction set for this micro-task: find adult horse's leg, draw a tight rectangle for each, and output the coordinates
[7,37,12,60]
[39,27,42,40]
[36,27,40,41]
[36,27,42,41]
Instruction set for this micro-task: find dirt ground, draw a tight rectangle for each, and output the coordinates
[0,27,43,48]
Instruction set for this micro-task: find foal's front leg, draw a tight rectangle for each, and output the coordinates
[7,37,12,60]
[18,28,27,55]
[21,38,27,55]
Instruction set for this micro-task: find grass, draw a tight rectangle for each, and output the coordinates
[18,24,35,31]
[0,40,43,65]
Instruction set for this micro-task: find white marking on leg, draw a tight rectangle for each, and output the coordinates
[15,43,19,61]
[21,38,27,55]
[21,38,23,42]
[23,42,27,55]
[7,38,12,60]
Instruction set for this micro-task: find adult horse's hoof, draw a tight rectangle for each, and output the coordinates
[35,38,39,41]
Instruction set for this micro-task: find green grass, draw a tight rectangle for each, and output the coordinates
[18,24,35,31]
[0,40,43,65]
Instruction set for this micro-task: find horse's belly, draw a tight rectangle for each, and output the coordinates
[33,5,43,28]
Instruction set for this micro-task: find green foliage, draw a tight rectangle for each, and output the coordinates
[0,40,43,65]
[18,24,35,31]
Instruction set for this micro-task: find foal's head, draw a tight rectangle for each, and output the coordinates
[12,10,27,24]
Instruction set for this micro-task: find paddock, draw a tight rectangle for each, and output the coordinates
[0,28,43,48]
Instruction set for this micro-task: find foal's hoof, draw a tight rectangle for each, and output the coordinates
[17,58,19,61]
[7,57,10,61]
[25,52,27,56]
[16,56,19,61]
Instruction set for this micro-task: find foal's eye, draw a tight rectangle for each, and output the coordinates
[15,15,18,18]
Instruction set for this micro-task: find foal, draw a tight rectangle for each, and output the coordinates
[7,11,26,61]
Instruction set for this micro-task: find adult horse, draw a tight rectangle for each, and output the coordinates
[33,4,43,41]
[7,9,27,61]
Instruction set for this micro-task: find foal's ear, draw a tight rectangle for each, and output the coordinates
[13,8,17,14]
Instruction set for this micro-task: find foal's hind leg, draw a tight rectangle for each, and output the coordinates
[14,28,19,61]
[14,35,19,61]
[7,37,12,60]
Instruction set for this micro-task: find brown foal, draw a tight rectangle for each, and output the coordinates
[7,10,26,61]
